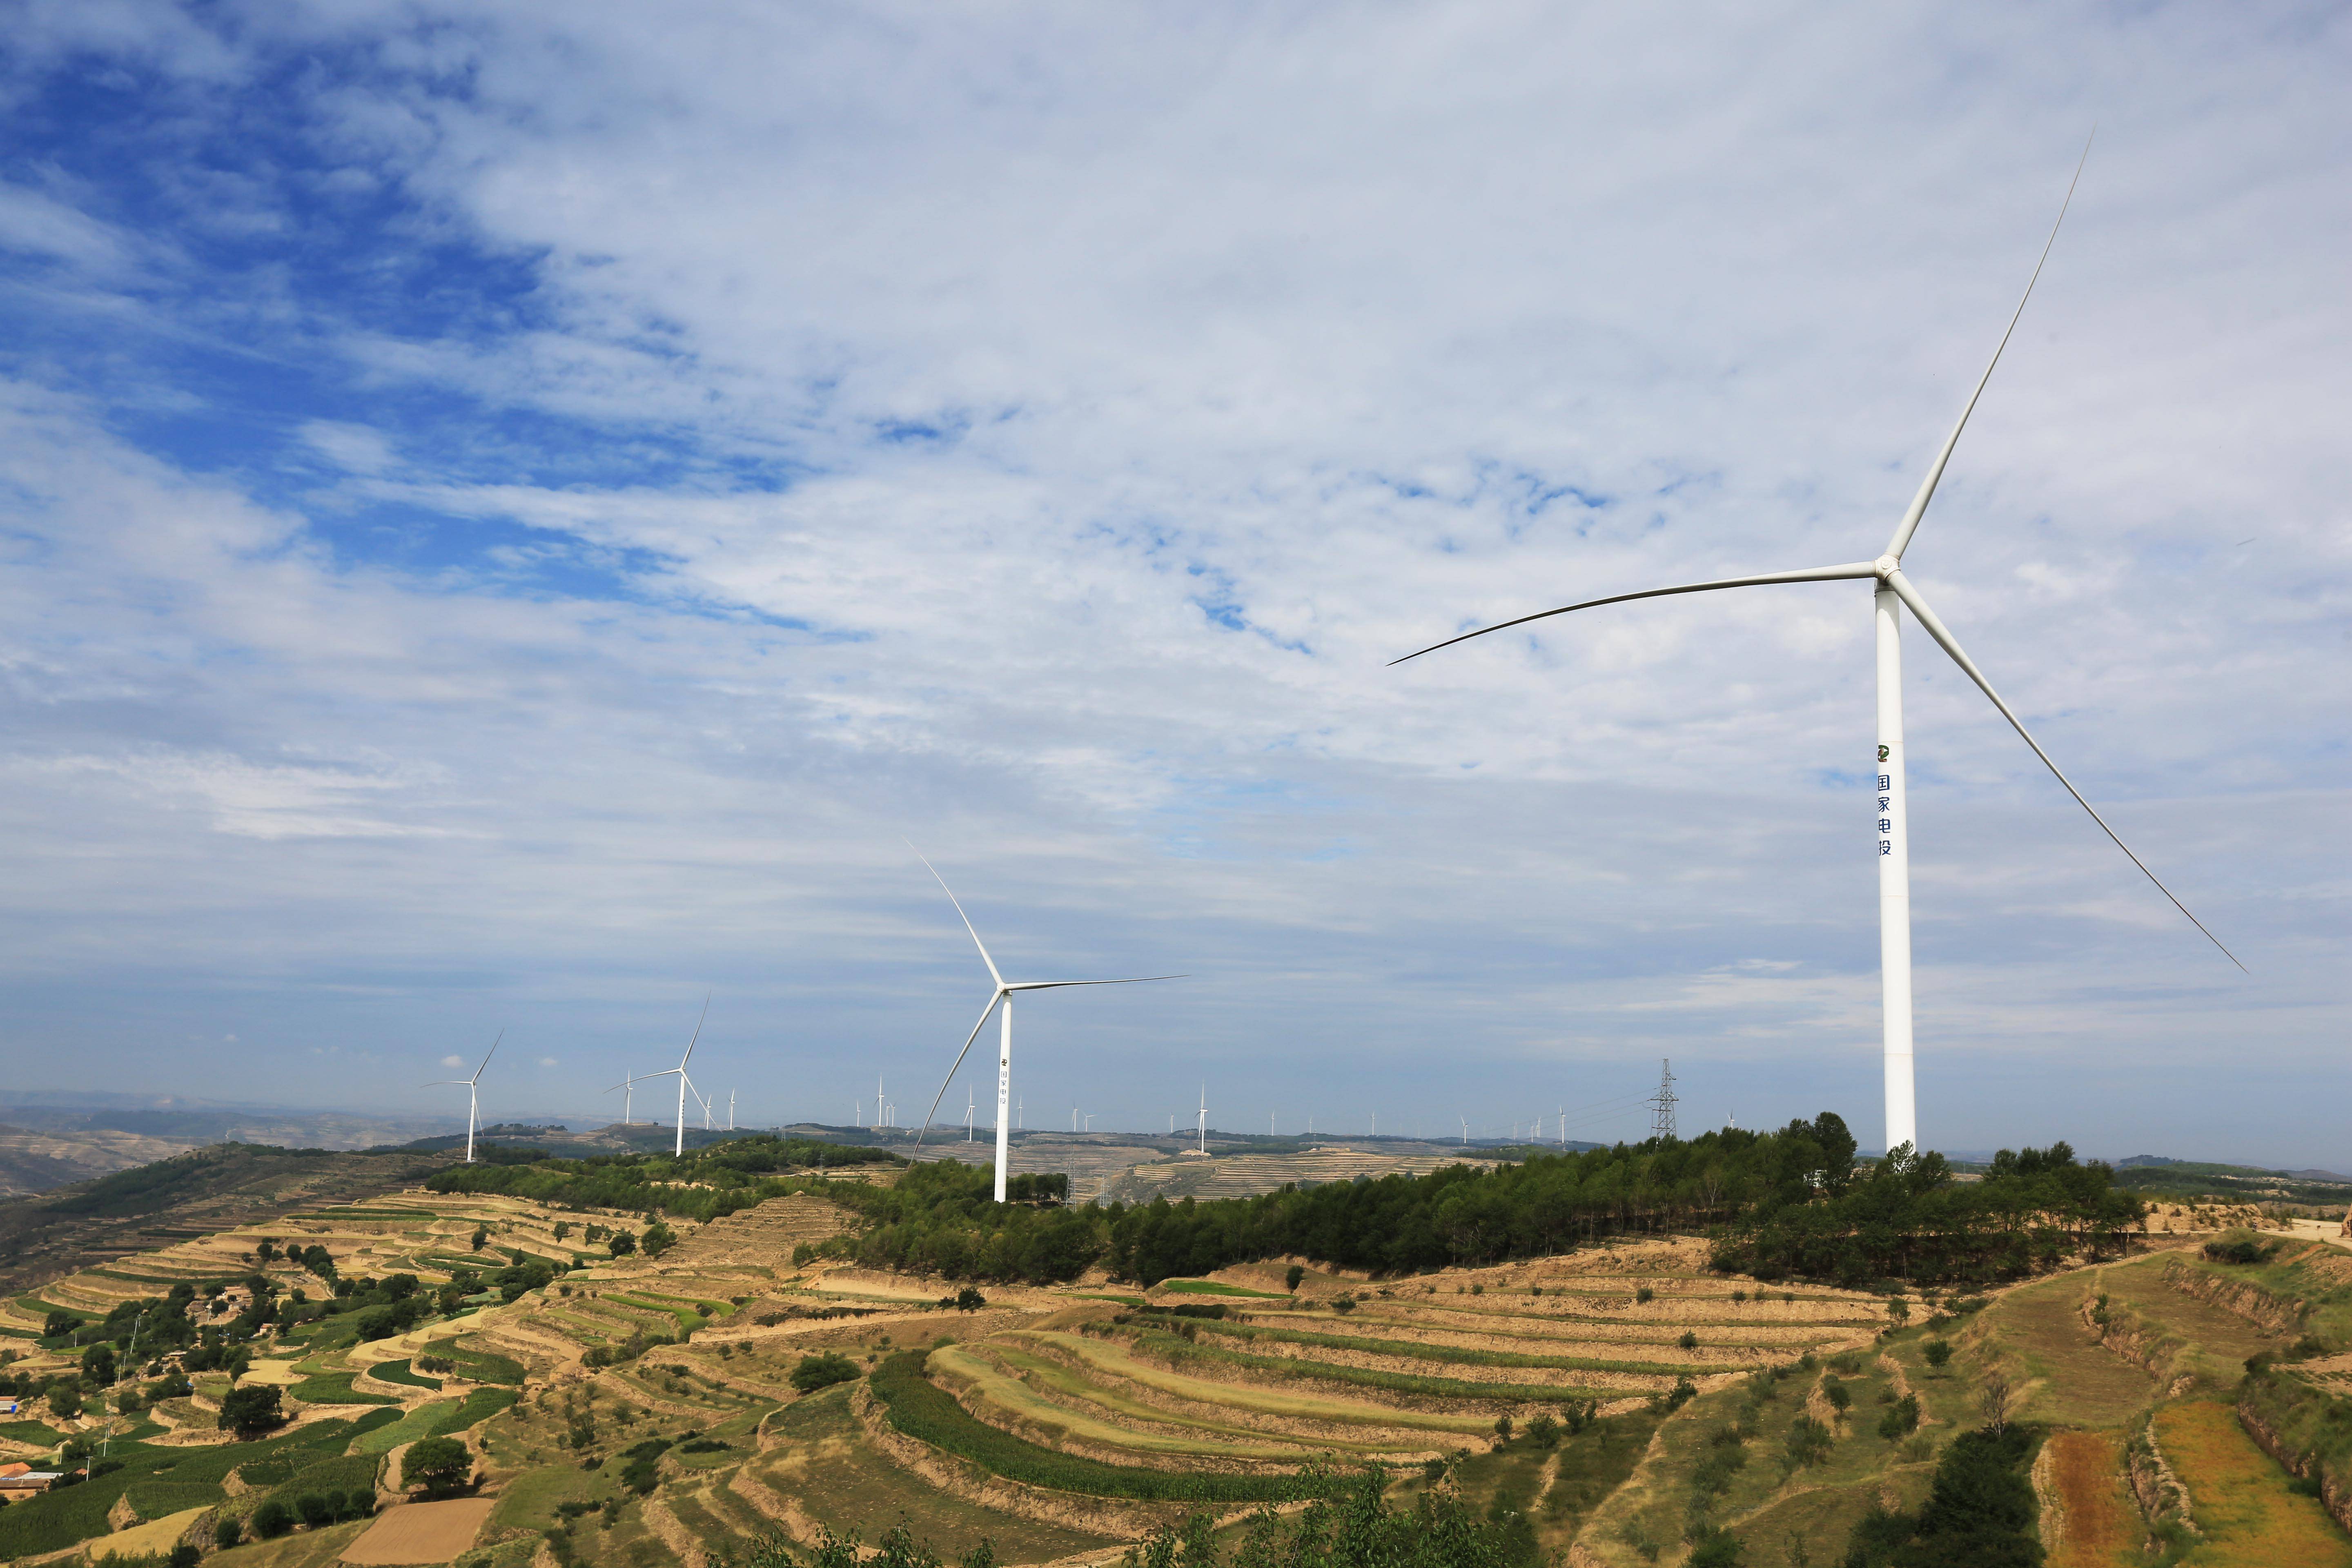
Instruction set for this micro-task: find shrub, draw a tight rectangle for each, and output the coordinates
[296,1492,333,1528]
[1876,1394,1920,1442]
[252,1499,293,1539]
[790,1353,860,1394]
[214,1517,243,1550]
[1687,1524,1743,1567]
[1822,1379,1851,1414]
[1526,1412,1559,1450]
[1678,1331,1699,1351]
[1285,1265,1305,1292]
[1635,1287,1654,1305]
[1784,1417,1834,1470]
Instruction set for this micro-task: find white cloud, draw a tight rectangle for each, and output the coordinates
[441,1055,464,1069]
[0,3,2343,1163]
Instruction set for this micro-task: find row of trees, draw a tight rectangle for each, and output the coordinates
[789,1120,2138,1289]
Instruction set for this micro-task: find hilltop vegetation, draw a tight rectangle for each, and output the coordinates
[424,1134,902,1223]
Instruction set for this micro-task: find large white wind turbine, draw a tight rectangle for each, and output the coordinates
[423,1033,501,1165]
[910,850,1183,1201]
[1395,148,2240,1156]
[608,1000,709,1159]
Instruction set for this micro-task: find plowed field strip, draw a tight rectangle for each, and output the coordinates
[986,1345,1425,1454]
[1174,1316,1706,1374]
[1021,1332,1493,1432]
[2045,1430,2135,1568]
[933,1345,1319,1460]
[1119,1328,1627,1403]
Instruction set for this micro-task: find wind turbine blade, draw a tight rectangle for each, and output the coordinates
[1009,975,1187,991]
[1882,569,2243,971]
[679,996,709,1071]
[1390,564,1880,666]
[422,1080,468,1088]
[915,991,1005,1149]
[473,1030,503,1085]
[907,841,1004,988]
[1884,133,2093,561]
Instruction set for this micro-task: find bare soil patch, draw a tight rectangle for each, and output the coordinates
[341,1497,497,1564]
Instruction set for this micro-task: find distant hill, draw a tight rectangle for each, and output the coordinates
[0,1141,457,1293]
[2108,1157,2352,1205]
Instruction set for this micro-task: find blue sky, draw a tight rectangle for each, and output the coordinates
[0,1,2345,1163]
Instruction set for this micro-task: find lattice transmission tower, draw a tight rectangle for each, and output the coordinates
[1649,1059,1678,1142]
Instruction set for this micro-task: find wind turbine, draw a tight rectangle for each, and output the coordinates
[423,1033,501,1164]
[606,1072,646,1126]
[1394,146,2239,1156]
[966,1088,976,1143]
[910,849,1183,1202]
[610,1000,708,1159]
[728,1089,736,1132]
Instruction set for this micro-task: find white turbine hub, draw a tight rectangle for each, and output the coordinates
[1874,555,1900,578]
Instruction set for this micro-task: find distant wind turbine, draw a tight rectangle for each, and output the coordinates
[1196,1083,1207,1154]
[609,999,708,1159]
[608,1072,648,1126]
[1393,140,2239,1156]
[423,1033,501,1164]
[909,848,1182,1202]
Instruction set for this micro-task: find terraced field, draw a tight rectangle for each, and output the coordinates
[2,1169,2348,1568]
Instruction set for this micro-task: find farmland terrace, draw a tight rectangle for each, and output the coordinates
[0,1160,2342,1567]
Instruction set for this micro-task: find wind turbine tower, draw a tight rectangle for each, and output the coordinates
[910,848,1180,1203]
[609,1000,708,1159]
[1394,145,2238,1155]
[423,1033,501,1164]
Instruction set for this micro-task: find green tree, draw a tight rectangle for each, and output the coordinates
[641,1222,677,1258]
[1876,1394,1920,1442]
[1923,1340,1953,1374]
[790,1352,860,1394]
[252,1499,293,1539]
[296,1492,333,1528]
[608,1230,637,1258]
[1285,1265,1305,1292]
[218,1384,284,1439]
[403,1435,473,1497]
[214,1515,243,1551]
[470,1226,488,1252]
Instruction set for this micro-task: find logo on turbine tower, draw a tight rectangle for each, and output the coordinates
[1878,745,1890,762]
